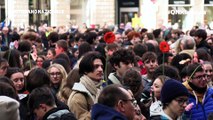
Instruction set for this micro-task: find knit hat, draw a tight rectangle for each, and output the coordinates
[160,79,188,104]
[0,96,20,120]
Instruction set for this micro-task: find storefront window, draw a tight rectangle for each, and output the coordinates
[0,0,5,22]
[169,0,190,5]
[29,0,50,26]
[168,6,192,29]
[168,0,192,30]
[70,0,88,26]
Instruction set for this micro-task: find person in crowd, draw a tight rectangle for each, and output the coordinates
[52,58,71,73]
[21,31,39,46]
[3,49,23,68]
[114,32,123,46]
[0,96,20,120]
[171,29,181,41]
[46,48,56,60]
[150,79,189,120]
[72,42,93,69]
[91,84,137,120]
[123,31,141,46]
[152,29,163,44]
[203,61,213,87]
[194,29,213,56]
[170,53,192,74]
[149,75,170,118]
[47,31,59,47]
[108,48,135,85]
[58,68,81,104]
[122,68,146,119]
[133,43,148,58]
[193,48,213,63]
[9,32,20,49]
[47,63,67,95]
[179,35,195,58]
[0,80,19,101]
[6,67,28,99]
[141,52,159,94]
[77,42,92,59]
[0,57,9,76]
[69,47,79,69]
[55,39,69,57]
[123,68,143,102]
[67,51,105,120]
[140,52,159,111]
[1,26,11,47]
[104,43,119,81]
[183,63,213,120]
[36,55,45,68]
[116,23,125,35]
[28,86,76,120]
[153,64,181,81]
[143,33,155,43]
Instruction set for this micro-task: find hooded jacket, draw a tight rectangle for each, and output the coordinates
[183,81,213,120]
[149,101,173,120]
[91,103,127,120]
[43,107,76,120]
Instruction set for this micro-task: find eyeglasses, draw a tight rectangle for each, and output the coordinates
[121,98,138,107]
[49,72,61,77]
[193,74,208,81]
[175,98,188,106]
[205,69,213,73]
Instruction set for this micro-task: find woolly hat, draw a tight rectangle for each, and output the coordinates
[160,79,188,104]
[0,96,20,120]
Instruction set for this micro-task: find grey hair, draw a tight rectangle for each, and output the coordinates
[180,35,195,49]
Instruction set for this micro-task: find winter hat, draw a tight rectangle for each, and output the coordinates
[160,79,188,104]
[0,96,20,120]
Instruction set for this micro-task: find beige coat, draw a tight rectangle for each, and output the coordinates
[67,75,101,120]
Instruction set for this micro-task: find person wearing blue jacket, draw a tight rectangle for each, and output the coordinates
[91,84,137,120]
[183,63,213,120]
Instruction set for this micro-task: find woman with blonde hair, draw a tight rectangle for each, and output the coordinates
[47,64,67,96]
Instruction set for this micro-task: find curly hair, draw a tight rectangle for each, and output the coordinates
[109,49,135,68]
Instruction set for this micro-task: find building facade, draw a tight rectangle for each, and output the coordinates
[1,0,213,30]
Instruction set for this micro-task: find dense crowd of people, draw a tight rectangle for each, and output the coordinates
[0,21,213,120]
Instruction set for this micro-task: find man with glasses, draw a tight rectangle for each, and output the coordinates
[183,63,213,120]
[91,84,138,120]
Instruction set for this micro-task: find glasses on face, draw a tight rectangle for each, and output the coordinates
[121,98,138,107]
[205,69,213,73]
[49,72,61,77]
[193,74,208,81]
[175,98,188,106]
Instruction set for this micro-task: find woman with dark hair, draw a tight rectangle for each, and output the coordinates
[46,48,56,60]
[78,42,93,59]
[0,76,19,100]
[193,48,213,63]
[0,57,9,76]
[6,67,28,99]
[26,68,51,92]
[150,79,188,120]
[3,49,22,68]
